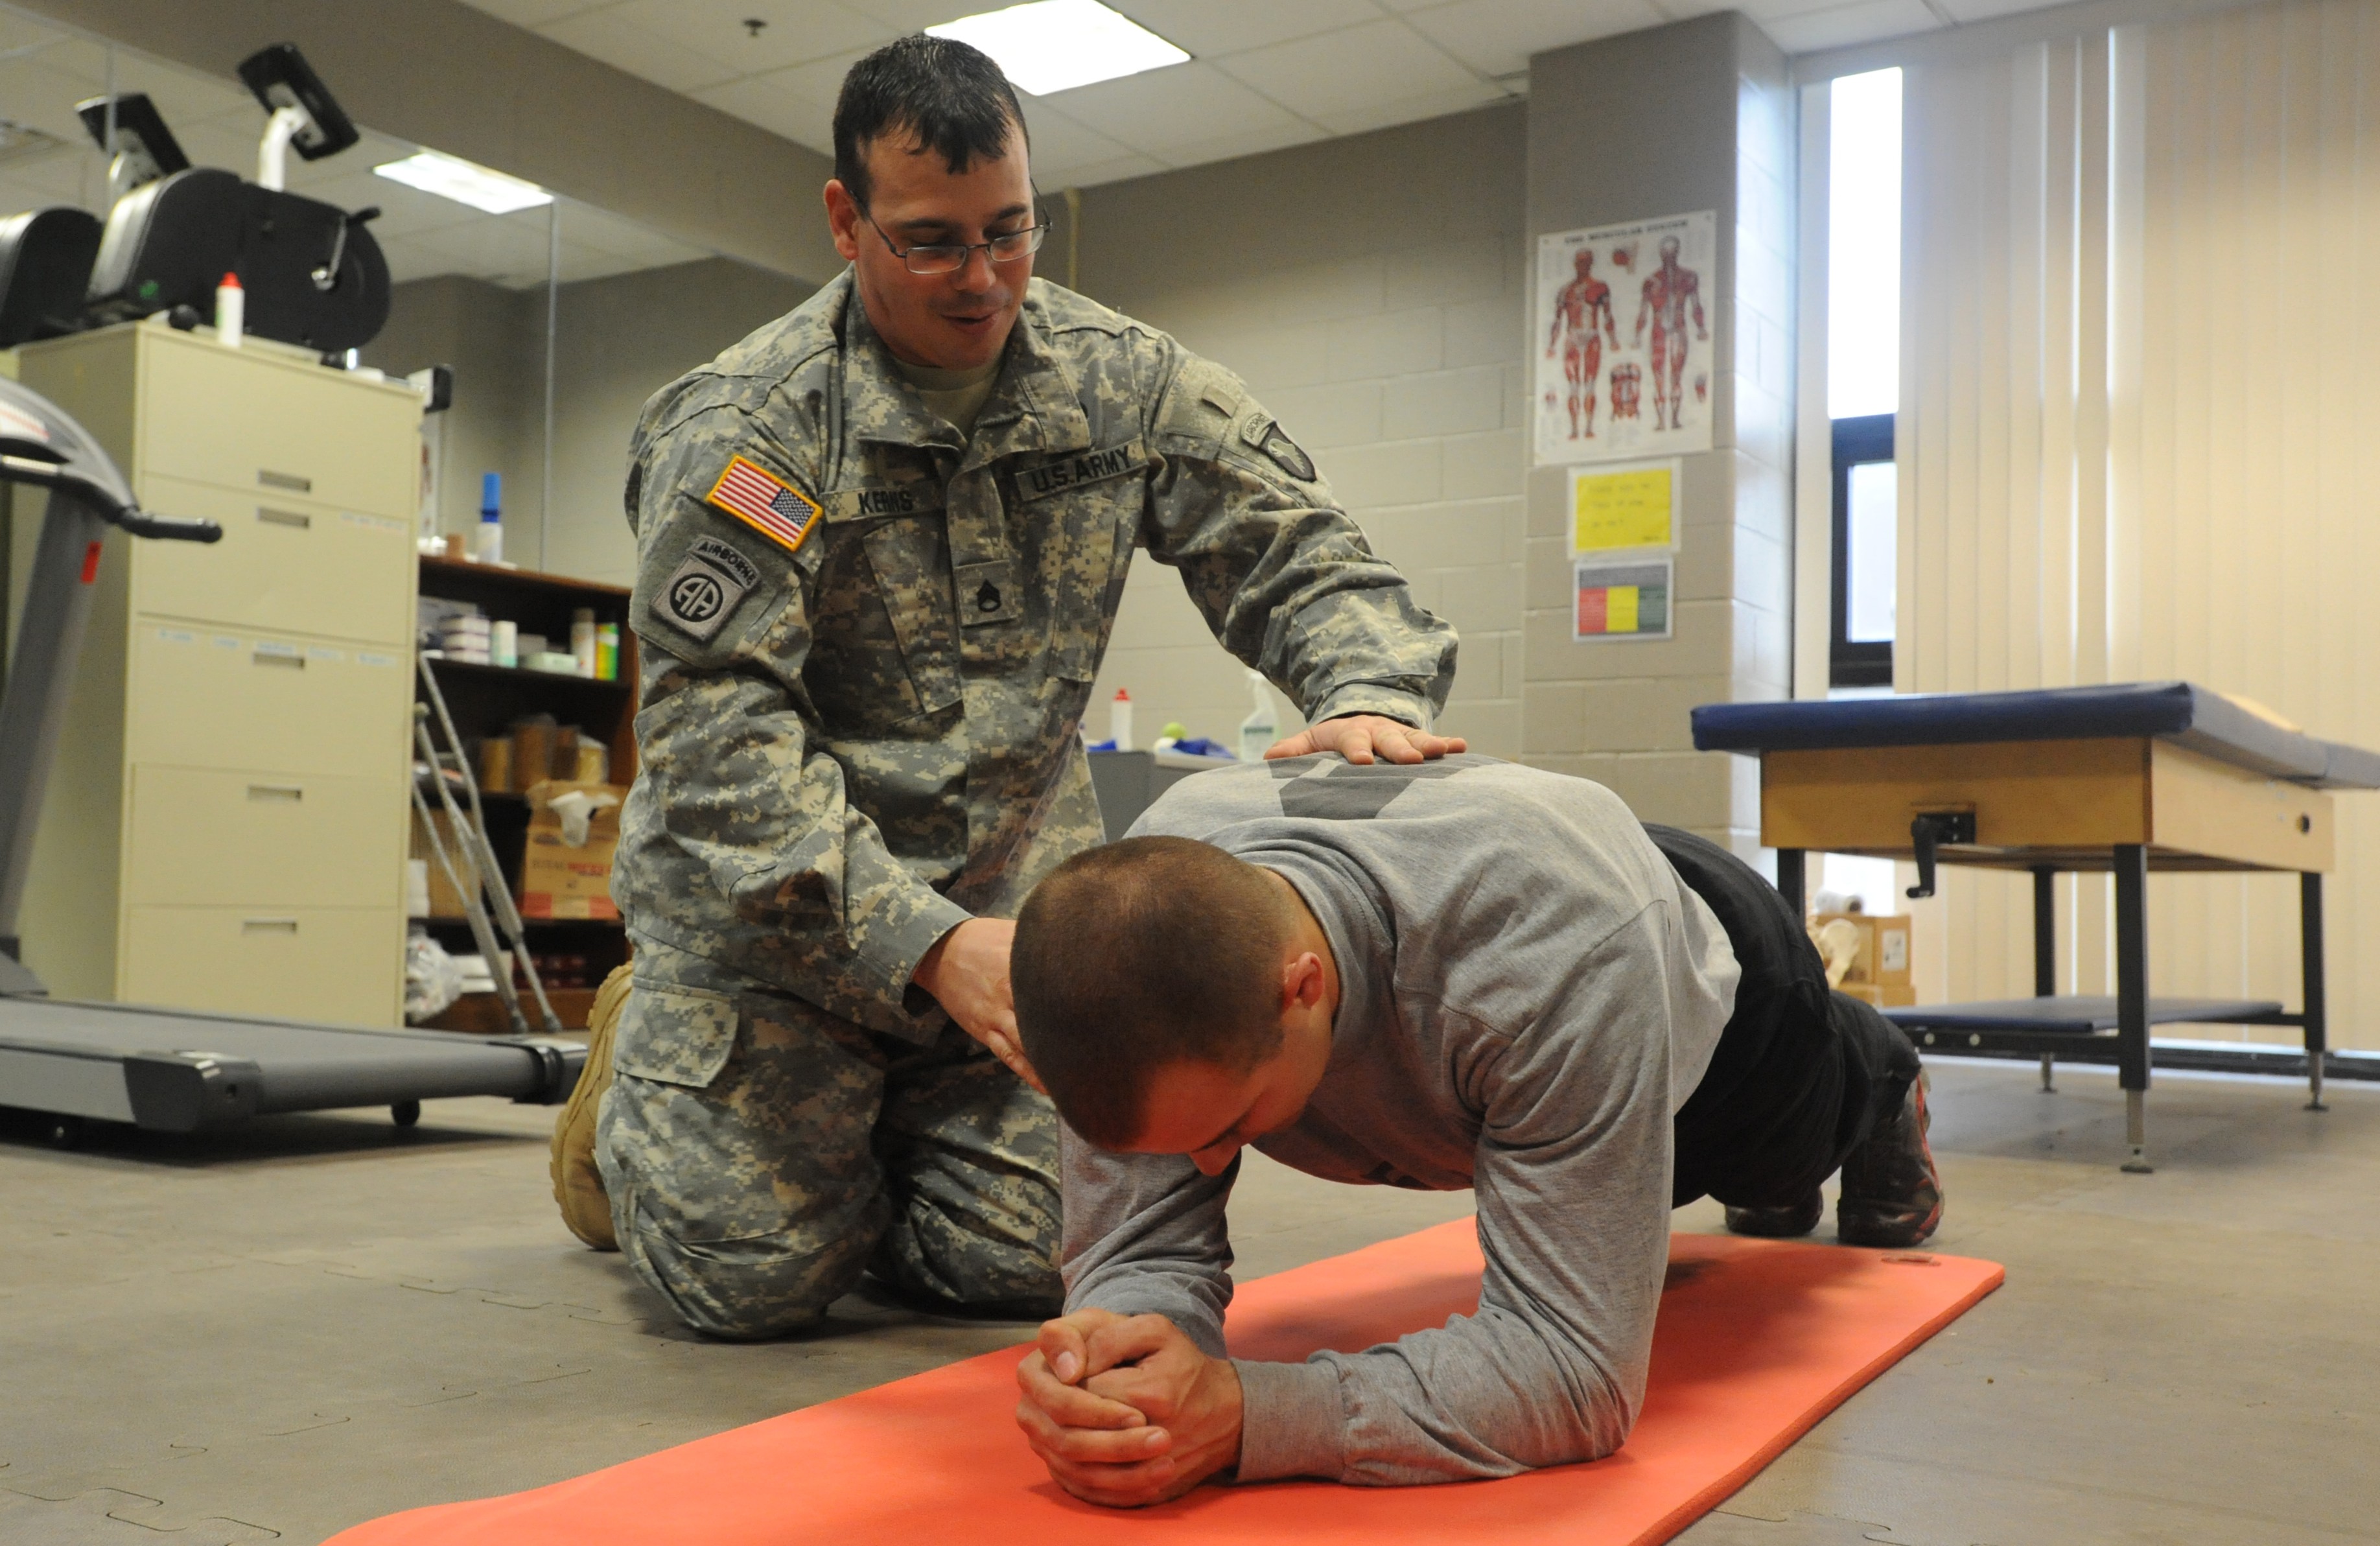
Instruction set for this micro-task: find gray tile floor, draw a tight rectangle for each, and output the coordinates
[2,1057,2375,1545]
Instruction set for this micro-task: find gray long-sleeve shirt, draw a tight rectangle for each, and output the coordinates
[1060,754,1740,1485]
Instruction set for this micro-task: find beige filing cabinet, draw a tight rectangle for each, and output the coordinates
[14,318,421,1025]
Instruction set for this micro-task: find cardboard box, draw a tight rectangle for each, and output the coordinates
[410,808,484,919]
[1814,912,1913,986]
[1838,981,1917,1009]
[519,780,625,920]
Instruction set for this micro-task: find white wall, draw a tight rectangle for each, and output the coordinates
[1072,106,1528,758]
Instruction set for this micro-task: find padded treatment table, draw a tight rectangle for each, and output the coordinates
[0,995,582,1136]
[1694,681,2380,1171]
[324,1222,2004,1546]
[1086,747,1233,840]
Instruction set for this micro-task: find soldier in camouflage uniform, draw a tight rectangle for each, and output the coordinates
[582,35,1461,1340]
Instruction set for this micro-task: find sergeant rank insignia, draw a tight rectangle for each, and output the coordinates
[706,454,822,555]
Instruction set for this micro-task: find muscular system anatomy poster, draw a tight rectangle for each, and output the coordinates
[1534,210,1716,465]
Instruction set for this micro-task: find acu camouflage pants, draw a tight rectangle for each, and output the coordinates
[594,939,1063,1339]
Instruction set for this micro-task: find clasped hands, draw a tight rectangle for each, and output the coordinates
[1014,1307,1244,1508]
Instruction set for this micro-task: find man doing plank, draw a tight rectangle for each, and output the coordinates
[554,35,1462,1339]
[1007,756,1940,1503]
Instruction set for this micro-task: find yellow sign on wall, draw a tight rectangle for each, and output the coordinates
[1570,460,1679,554]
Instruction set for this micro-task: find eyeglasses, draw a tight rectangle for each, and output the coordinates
[863,211,1049,275]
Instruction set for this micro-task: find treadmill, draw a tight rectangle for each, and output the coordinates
[0,375,581,1146]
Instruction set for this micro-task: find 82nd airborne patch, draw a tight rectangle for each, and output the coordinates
[655,536,760,644]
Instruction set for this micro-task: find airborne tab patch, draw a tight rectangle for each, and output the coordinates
[687,535,761,589]
[706,454,822,555]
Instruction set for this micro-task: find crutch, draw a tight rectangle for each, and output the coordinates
[414,662,566,1035]
[410,718,531,1035]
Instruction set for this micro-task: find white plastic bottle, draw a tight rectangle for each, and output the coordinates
[572,607,598,679]
[1109,688,1134,751]
[1238,670,1277,763]
[214,272,244,348]
[474,473,504,565]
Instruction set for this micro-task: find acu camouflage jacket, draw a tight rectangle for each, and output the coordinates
[612,271,1456,1045]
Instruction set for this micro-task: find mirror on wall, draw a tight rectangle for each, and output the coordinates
[1,3,810,594]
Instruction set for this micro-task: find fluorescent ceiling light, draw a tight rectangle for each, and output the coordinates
[373,150,552,215]
[928,0,1189,97]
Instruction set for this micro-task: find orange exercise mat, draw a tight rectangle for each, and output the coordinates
[327,1223,2001,1546]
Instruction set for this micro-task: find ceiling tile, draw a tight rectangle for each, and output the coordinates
[834,0,985,30]
[455,0,609,28]
[1017,98,1138,182]
[1720,0,1878,16]
[1048,151,1169,189]
[1217,19,1486,124]
[0,150,95,210]
[1935,0,2073,21]
[1049,62,1313,159]
[0,12,69,52]
[169,117,270,176]
[1106,0,1388,59]
[1401,0,1666,78]
[374,231,454,286]
[93,51,259,130]
[294,168,484,240]
[1152,117,1329,170]
[1309,78,1508,137]
[693,49,867,150]
[606,0,891,77]
[542,10,743,92]
[406,210,568,287]
[1758,0,1946,53]
[554,201,710,263]
[1,42,109,145]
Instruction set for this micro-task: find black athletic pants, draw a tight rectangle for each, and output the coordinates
[1646,825,1923,1211]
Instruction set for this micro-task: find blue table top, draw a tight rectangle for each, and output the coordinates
[1691,682,2380,790]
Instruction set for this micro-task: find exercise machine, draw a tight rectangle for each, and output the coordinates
[0,43,389,353]
[0,377,581,1145]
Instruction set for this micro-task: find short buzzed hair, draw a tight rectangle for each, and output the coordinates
[1012,837,1294,1149]
[833,34,1029,210]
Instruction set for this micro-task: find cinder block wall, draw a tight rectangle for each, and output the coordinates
[1073,106,1528,758]
[1521,16,1795,858]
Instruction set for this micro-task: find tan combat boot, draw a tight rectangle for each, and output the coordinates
[551,963,633,1250]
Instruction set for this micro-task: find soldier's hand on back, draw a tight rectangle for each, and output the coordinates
[913,918,1035,1083]
[1264,714,1467,767]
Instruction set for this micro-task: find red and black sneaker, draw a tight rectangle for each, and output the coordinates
[1837,1072,1944,1248]
[1723,1190,1825,1238]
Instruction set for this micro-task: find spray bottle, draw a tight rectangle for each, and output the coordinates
[1237,670,1277,764]
[1108,689,1134,752]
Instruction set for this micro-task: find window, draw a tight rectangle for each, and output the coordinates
[1826,68,1901,690]
[1830,414,1895,686]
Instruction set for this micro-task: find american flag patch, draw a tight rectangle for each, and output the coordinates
[705,454,822,555]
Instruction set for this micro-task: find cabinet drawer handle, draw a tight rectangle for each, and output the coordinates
[253,650,305,669]
[247,784,304,802]
[258,469,312,493]
[257,507,312,530]
[241,918,299,934]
